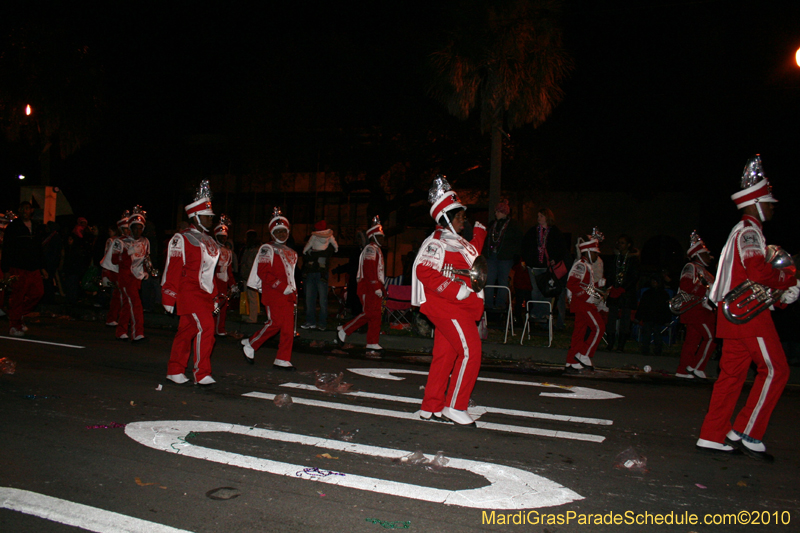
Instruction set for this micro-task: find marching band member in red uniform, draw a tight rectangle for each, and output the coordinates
[241,208,299,370]
[565,230,607,373]
[115,206,150,342]
[412,176,487,426]
[100,211,130,328]
[697,156,800,462]
[337,216,385,354]
[213,215,235,336]
[162,181,221,386]
[675,231,716,379]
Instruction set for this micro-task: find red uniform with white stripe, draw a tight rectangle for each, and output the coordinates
[115,236,149,339]
[566,257,606,364]
[342,242,384,345]
[213,246,235,335]
[699,215,797,443]
[162,226,220,382]
[412,223,486,412]
[246,241,298,362]
[101,236,124,325]
[676,261,716,375]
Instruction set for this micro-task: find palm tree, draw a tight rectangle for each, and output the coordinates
[430,0,572,218]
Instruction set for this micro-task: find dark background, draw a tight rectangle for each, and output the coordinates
[2,0,799,251]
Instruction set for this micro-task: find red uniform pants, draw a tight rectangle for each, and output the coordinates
[566,307,605,364]
[117,277,144,339]
[249,300,295,362]
[7,268,44,330]
[699,334,789,443]
[342,291,382,345]
[677,322,716,374]
[107,286,123,325]
[422,315,482,412]
[167,311,216,382]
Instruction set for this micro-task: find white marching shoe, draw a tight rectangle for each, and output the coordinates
[441,407,476,427]
[166,374,189,385]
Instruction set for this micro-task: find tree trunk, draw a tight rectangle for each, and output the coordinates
[488,109,502,223]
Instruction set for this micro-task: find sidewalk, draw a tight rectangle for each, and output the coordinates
[32,303,800,385]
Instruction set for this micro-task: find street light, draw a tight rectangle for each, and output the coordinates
[18,175,25,180]
[25,105,31,116]
[796,47,800,67]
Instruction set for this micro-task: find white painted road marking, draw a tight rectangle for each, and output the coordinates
[0,487,192,533]
[244,391,606,442]
[0,336,85,349]
[125,420,584,509]
[279,383,613,426]
[346,368,624,400]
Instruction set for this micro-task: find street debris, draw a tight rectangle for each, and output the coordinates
[695,483,707,489]
[310,340,326,348]
[295,467,344,478]
[365,518,411,529]
[316,453,338,459]
[273,393,293,407]
[613,446,648,473]
[394,450,449,470]
[643,365,652,373]
[205,487,240,500]
[315,372,353,393]
[328,427,357,442]
[87,422,126,429]
[155,384,163,391]
[331,349,348,355]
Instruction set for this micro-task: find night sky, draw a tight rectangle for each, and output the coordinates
[2,1,799,247]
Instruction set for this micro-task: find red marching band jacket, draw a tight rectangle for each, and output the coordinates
[710,215,798,339]
[411,223,487,322]
[679,261,715,324]
[246,242,298,306]
[117,236,150,281]
[161,226,220,314]
[356,241,384,295]
[100,236,124,283]
[566,257,601,313]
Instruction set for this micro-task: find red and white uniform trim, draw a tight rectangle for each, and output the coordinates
[101,236,125,324]
[412,222,486,412]
[342,241,385,345]
[214,245,235,335]
[163,225,220,382]
[116,236,150,339]
[246,241,298,362]
[566,257,606,364]
[700,214,797,443]
[676,261,716,374]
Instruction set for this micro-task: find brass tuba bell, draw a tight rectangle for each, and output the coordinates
[721,245,794,324]
[441,255,488,292]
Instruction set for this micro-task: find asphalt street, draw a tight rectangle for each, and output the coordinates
[1,316,798,532]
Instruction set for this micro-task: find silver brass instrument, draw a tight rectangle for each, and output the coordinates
[213,285,241,316]
[669,290,704,315]
[441,255,488,292]
[144,255,160,278]
[670,272,710,315]
[580,282,608,303]
[722,245,794,324]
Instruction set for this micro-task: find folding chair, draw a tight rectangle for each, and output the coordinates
[482,284,514,343]
[520,300,553,347]
[384,285,413,329]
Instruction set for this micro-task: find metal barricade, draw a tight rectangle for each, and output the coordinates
[520,300,553,347]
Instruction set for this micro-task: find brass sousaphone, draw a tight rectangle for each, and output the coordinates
[722,245,794,324]
[441,255,488,292]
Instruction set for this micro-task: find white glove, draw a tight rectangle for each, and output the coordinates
[780,283,800,305]
[587,294,602,305]
[456,284,471,301]
[163,305,174,314]
[597,278,606,288]
[283,285,295,295]
[375,289,383,297]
